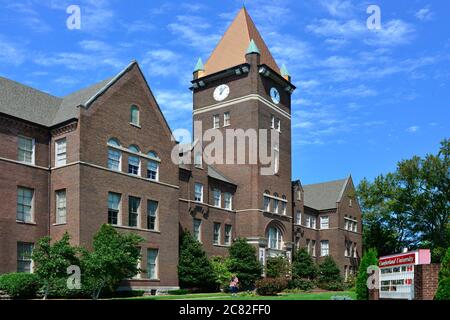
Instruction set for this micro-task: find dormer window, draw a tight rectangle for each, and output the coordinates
[130,105,140,127]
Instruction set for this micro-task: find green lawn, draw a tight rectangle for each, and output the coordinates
[126,291,356,301]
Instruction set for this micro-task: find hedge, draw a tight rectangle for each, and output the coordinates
[0,273,40,299]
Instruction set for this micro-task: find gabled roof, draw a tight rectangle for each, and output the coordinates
[208,166,236,186]
[203,7,280,77]
[303,177,350,210]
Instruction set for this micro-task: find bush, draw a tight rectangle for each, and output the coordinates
[228,239,262,290]
[210,256,232,291]
[255,278,288,296]
[266,256,291,279]
[435,278,450,300]
[0,273,40,299]
[292,248,317,280]
[356,248,378,300]
[168,289,190,295]
[288,278,315,291]
[344,274,357,290]
[317,256,343,291]
[439,247,450,282]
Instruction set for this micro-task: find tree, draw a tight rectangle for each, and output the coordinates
[357,139,450,261]
[317,256,343,290]
[292,248,317,280]
[32,232,80,299]
[227,238,262,290]
[435,247,450,300]
[80,225,143,299]
[266,256,291,279]
[439,247,450,282]
[210,256,232,291]
[355,248,378,300]
[178,231,216,290]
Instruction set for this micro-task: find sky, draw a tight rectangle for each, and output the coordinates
[0,0,449,185]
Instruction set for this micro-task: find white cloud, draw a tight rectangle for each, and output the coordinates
[415,7,433,21]
[4,2,52,33]
[0,37,25,65]
[319,0,355,18]
[365,20,415,47]
[34,52,124,70]
[406,126,420,133]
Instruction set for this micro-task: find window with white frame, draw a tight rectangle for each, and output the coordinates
[147,249,158,280]
[17,242,34,273]
[56,190,67,224]
[270,115,275,129]
[353,221,358,232]
[345,241,351,257]
[306,239,311,254]
[213,223,221,245]
[194,183,203,202]
[108,192,121,225]
[128,196,140,228]
[130,105,140,126]
[267,227,282,250]
[224,192,232,210]
[194,151,203,168]
[263,194,270,212]
[128,145,140,175]
[224,112,230,126]
[213,114,220,129]
[193,218,202,241]
[311,216,317,229]
[273,144,279,174]
[281,195,287,215]
[353,243,357,258]
[320,240,329,256]
[17,136,34,164]
[213,189,221,207]
[147,160,159,181]
[17,187,33,223]
[311,240,316,256]
[147,200,158,231]
[273,194,279,214]
[320,216,329,229]
[225,224,232,245]
[276,118,281,132]
[295,210,301,225]
[55,138,67,166]
[107,139,122,171]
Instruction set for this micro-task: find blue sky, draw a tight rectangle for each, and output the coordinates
[0,0,449,185]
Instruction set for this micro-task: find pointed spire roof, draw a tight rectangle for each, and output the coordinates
[281,64,290,77]
[203,7,280,77]
[194,58,205,72]
[246,39,260,55]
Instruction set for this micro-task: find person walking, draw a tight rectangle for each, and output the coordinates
[230,275,239,296]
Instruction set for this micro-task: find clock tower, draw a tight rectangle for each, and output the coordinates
[190,7,296,262]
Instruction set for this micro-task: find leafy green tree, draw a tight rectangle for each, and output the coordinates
[80,225,143,299]
[178,231,216,290]
[317,256,343,290]
[228,238,262,290]
[355,248,378,300]
[292,248,317,280]
[439,247,450,282]
[210,256,232,291]
[358,139,450,261]
[32,232,80,299]
[266,256,291,278]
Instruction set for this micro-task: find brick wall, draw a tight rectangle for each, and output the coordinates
[414,263,440,300]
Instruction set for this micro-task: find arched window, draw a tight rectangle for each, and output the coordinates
[263,191,270,212]
[128,145,140,175]
[267,227,283,250]
[147,151,160,181]
[130,105,140,126]
[281,195,287,215]
[273,193,279,214]
[107,138,121,171]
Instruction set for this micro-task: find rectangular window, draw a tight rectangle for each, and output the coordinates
[353,221,358,232]
[270,115,275,129]
[128,156,140,175]
[296,211,301,225]
[306,239,311,254]
[147,249,158,280]
[128,196,140,228]
[108,192,121,225]
[147,200,158,231]
[224,112,230,126]
[281,201,287,215]
[108,148,121,171]
[194,183,203,202]
[194,152,203,168]
[311,216,317,229]
[213,114,220,129]
[321,240,329,257]
[18,136,34,164]
[56,190,67,224]
[213,189,221,207]
[276,118,281,132]
[311,240,316,256]
[213,223,221,245]
[263,196,270,212]
[147,160,159,181]
[273,198,279,214]
[17,187,33,223]
[306,215,311,228]
[353,243,357,258]
[225,225,232,245]
[224,192,232,210]
[320,216,329,229]
[193,218,202,241]
[17,242,33,273]
[55,138,67,166]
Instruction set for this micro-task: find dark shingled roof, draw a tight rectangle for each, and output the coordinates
[208,166,236,185]
[303,177,349,210]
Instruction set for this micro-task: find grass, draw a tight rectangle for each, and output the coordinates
[125,291,356,301]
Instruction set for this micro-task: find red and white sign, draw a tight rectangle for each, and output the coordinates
[379,253,415,267]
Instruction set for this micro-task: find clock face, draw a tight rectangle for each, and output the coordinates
[270,87,280,104]
[213,84,230,102]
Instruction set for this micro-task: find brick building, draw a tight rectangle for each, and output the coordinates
[0,8,362,292]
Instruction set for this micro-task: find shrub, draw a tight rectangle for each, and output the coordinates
[292,248,317,280]
[317,256,343,291]
[344,274,357,290]
[0,273,40,299]
[439,247,450,282]
[255,278,288,296]
[356,248,378,300]
[266,256,291,279]
[210,256,232,291]
[168,289,190,295]
[178,231,216,291]
[435,278,450,300]
[288,278,315,291]
[228,239,262,290]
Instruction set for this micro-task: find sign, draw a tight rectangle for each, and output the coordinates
[379,253,415,268]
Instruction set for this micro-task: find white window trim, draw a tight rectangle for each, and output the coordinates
[223,112,230,127]
[213,114,220,129]
[147,160,160,181]
[147,249,159,280]
[213,223,221,245]
[55,190,67,225]
[320,216,329,229]
[194,183,204,203]
[18,136,35,165]
[224,225,232,245]
[213,189,221,208]
[224,192,233,210]
[194,219,202,242]
[17,187,34,223]
[55,138,67,167]
[320,240,330,257]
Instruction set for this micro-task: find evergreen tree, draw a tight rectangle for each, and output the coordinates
[292,248,317,280]
[438,247,450,282]
[317,256,343,290]
[228,238,262,290]
[356,248,378,300]
[266,256,291,278]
